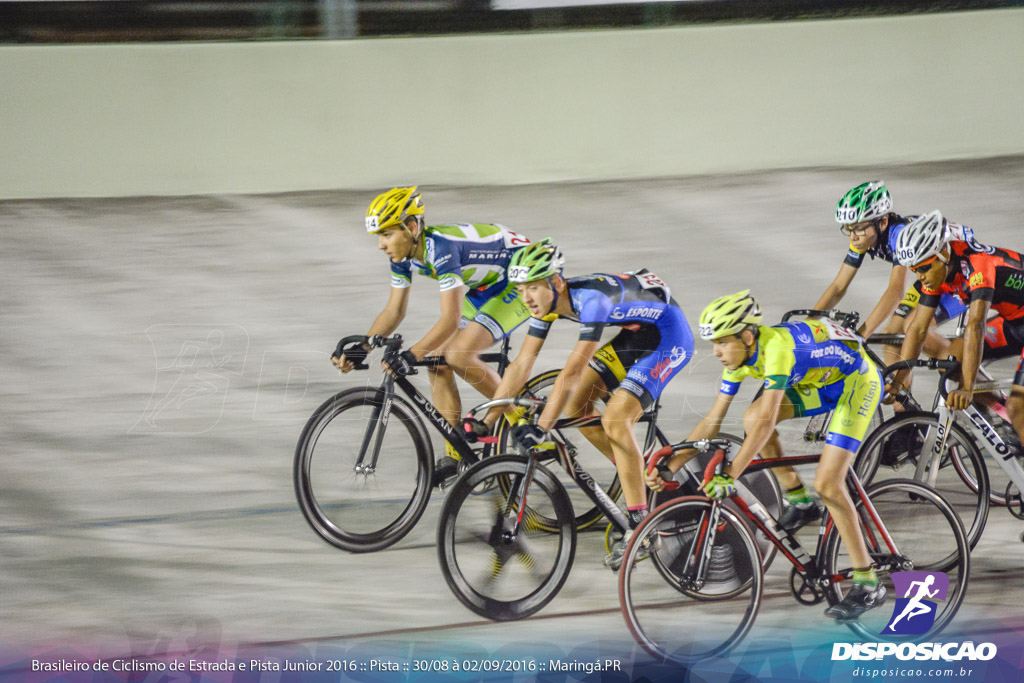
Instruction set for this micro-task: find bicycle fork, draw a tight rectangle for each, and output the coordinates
[353,377,396,476]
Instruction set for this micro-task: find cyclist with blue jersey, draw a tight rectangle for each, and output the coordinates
[470,239,694,571]
[814,182,979,367]
[646,291,887,621]
[332,186,533,484]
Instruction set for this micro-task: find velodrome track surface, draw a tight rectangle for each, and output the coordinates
[2,155,1024,675]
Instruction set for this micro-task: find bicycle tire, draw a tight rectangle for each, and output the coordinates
[294,387,433,553]
[854,411,989,550]
[619,496,763,664]
[437,454,577,621]
[822,478,969,642]
[496,368,623,532]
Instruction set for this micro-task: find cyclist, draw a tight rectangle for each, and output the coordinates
[332,186,533,485]
[815,181,980,369]
[646,290,887,621]
[471,239,695,571]
[892,210,1024,449]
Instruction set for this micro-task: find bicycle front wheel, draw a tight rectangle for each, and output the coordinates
[496,369,622,532]
[823,478,969,642]
[854,412,989,550]
[619,496,763,664]
[294,388,433,553]
[437,454,577,621]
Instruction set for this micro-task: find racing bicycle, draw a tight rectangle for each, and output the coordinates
[619,438,969,664]
[294,333,518,553]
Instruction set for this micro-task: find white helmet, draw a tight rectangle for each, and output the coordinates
[895,210,949,267]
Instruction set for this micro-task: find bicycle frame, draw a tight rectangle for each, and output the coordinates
[468,395,673,537]
[348,334,512,475]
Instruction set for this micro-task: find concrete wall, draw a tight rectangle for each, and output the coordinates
[2,9,1023,199]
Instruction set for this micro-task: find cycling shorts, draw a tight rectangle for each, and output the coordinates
[784,357,883,453]
[587,305,694,410]
[895,285,967,324]
[461,282,530,342]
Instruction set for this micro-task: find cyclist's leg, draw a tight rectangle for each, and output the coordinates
[819,361,885,618]
[603,390,648,509]
[425,334,461,425]
[562,366,614,460]
[743,388,800,489]
[447,283,530,399]
[1005,343,1024,444]
[444,320,503,399]
[610,307,694,511]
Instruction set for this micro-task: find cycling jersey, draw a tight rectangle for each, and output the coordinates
[390,223,531,295]
[389,223,532,340]
[719,320,882,452]
[918,241,1024,321]
[526,270,694,408]
[844,215,977,322]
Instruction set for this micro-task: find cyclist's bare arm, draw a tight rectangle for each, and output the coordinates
[536,338,601,432]
[647,391,735,491]
[483,333,546,426]
[334,287,409,372]
[948,297,991,410]
[726,388,785,480]
[812,262,858,312]
[859,264,910,338]
[408,287,464,360]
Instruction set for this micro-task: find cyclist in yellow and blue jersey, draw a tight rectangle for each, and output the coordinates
[646,290,886,621]
[332,186,533,485]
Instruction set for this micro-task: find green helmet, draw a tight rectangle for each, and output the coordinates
[508,238,565,283]
[698,290,763,340]
[835,181,892,224]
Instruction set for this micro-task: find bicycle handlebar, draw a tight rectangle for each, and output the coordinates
[645,438,736,492]
[881,358,960,377]
[781,308,861,332]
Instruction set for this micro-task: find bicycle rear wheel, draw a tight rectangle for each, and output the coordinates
[619,496,763,664]
[437,454,576,621]
[854,412,989,550]
[823,478,969,641]
[496,369,622,532]
[294,388,432,553]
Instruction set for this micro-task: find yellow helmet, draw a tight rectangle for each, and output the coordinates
[365,186,425,234]
[698,290,762,340]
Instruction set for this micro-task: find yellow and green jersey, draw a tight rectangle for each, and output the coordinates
[719,320,870,396]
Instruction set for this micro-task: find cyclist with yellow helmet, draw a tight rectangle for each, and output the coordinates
[333,186,533,484]
[646,290,886,621]
[467,239,695,571]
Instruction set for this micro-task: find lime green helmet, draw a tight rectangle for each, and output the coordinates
[698,290,763,340]
[835,181,892,224]
[508,238,565,283]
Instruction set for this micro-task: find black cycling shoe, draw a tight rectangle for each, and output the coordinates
[825,582,887,622]
[432,455,461,489]
[778,503,822,533]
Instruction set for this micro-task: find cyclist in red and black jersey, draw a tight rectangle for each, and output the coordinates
[893,211,1024,447]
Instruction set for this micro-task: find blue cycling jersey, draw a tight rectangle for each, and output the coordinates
[527,270,679,342]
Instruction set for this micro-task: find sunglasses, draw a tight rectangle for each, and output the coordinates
[909,252,948,274]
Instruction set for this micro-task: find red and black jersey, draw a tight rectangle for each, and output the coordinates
[919,240,1024,320]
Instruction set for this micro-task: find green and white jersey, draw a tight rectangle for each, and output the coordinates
[390,223,532,295]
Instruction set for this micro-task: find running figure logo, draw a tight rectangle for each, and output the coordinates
[882,572,949,635]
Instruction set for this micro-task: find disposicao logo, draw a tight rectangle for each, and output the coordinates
[883,571,947,635]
